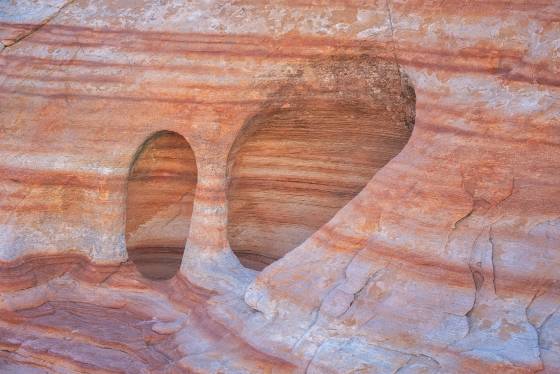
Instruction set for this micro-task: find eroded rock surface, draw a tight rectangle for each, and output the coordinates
[227,56,414,270]
[0,0,559,373]
[126,131,197,279]
[0,257,295,373]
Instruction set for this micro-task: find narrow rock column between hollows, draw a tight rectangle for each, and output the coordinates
[180,113,259,295]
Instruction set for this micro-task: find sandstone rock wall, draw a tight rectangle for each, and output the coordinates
[0,0,558,372]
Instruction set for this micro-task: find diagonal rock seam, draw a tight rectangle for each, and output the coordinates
[1,0,77,52]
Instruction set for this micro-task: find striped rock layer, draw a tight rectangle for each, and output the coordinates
[0,0,559,373]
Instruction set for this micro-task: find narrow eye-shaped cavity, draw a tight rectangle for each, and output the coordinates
[227,63,415,271]
[126,131,197,280]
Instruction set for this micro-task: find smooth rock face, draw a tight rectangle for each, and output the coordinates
[0,0,559,373]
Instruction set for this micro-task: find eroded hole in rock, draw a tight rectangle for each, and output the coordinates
[227,56,416,271]
[126,131,197,280]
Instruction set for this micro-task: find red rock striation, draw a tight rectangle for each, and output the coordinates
[227,56,414,270]
[0,256,296,373]
[0,0,559,373]
[126,131,197,279]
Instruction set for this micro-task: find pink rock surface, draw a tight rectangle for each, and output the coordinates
[0,0,559,372]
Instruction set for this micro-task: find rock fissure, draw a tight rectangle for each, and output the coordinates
[488,226,498,295]
[1,0,77,51]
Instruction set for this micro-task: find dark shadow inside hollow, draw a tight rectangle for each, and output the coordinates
[227,56,416,271]
[126,131,197,280]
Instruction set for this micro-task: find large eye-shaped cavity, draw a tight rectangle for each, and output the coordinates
[227,61,415,271]
[126,131,197,280]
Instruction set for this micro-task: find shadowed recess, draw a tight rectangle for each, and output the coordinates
[126,131,197,280]
[227,56,416,271]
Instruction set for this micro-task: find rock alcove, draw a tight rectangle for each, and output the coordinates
[125,131,197,280]
[227,58,416,270]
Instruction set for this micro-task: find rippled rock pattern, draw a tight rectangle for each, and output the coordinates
[0,0,559,373]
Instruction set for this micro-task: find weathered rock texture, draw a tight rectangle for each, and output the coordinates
[0,0,559,373]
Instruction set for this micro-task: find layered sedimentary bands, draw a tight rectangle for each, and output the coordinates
[227,57,414,270]
[126,131,197,279]
[0,0,559,373]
